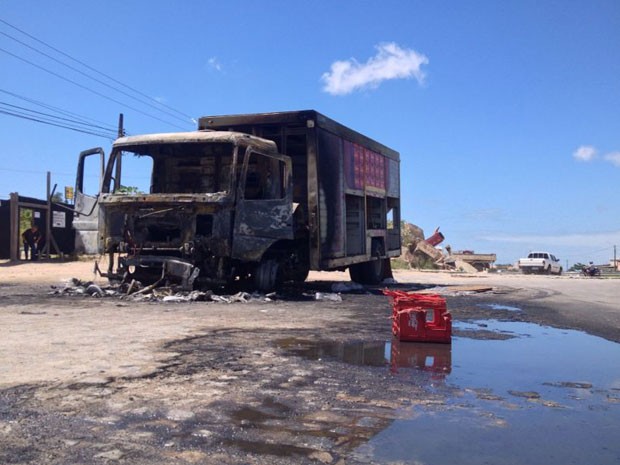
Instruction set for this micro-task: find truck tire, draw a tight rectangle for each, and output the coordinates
[254,259,282,292]
[289,265,310,284]
[349,258,385,285]
[349,263,364,283]
[365,257,386,284]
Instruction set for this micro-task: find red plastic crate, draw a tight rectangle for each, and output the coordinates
[384,290,452,344]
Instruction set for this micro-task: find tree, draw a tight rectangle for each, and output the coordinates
[569,262,587,272]
[116,185,142,194]
[51,192,64,203]
[19,209,33,235]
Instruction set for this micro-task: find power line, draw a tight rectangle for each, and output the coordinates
[0,88,118,131]
[0,46,188,130]
[0,18,195,123]
[0,108,117,139]
[0,101,118,133]
[0,29,193,126]
[0,104,117,137]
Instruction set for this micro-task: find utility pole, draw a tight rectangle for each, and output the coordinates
[117,113,125,138]
[45,172,51,259]
[615,245,617,271]
[116,113,124,187]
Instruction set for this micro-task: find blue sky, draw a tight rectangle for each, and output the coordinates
[1,0,619,266]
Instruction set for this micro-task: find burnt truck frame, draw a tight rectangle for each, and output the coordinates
[74,110,401,290]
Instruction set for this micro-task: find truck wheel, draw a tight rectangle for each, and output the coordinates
[290,265,310,284]
[349,259,385,285]
[254,259,282,292]
[349,264,364,283]
[365,257,386,284]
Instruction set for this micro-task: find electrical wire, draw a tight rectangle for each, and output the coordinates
[0,18,195,122]
[0,46,188,131]
[0,29,194,126]
[0,88,118,131]
[0,108,117,139]
[0,101,119,133]
[0,104,117,137]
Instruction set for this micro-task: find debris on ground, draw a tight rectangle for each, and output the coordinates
[50,277,379,304]
[314,292,343,302]
[413,285,495,296]
[49,279,274,304]
[331,282,365,293]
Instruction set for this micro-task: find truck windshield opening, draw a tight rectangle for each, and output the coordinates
[109,142,235,195]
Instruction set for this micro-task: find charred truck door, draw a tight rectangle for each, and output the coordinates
[73,148,105,254]
[232,148,294,277]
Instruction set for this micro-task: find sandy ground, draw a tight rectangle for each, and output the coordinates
[1,259,619,387]
[1,258,619,464]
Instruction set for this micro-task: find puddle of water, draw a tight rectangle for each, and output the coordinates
[277,322,620,464]
[478,303,522,312]
[361,321,620,464]
[276,338,388,367]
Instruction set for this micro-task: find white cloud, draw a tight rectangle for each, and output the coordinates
[321,42,428,96]
[208,57,222,72]
[604,151,620,167]
[573,145,597,162]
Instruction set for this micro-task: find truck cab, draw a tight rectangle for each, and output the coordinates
[75,131,295,289]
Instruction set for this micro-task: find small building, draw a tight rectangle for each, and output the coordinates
[0,194,75,260]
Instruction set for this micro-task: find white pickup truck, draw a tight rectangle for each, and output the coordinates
[518,252,563,275]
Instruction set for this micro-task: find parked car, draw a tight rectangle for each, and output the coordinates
[518,252,562,275]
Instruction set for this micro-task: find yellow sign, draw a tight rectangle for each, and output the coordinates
[64,186,74,200]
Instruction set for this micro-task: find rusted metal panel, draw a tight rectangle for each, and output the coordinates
[200,110,399,161]
[230,236,279,262]
[233,201,293,241]
[114,131,278,154]
[198,110,401,272]
[317,129,345,259]
[305,125,320,269]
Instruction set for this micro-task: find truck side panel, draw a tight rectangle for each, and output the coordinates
[198,110,401,270]
[317,129,345,259]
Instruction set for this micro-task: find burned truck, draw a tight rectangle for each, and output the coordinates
[74,110,401,290]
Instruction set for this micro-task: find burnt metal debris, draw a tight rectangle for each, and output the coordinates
[49,277,276,303]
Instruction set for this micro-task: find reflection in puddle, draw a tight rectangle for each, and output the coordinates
[389,341,452,375]
[276,338,388,367]
[276,338,452,376]
[361,321,620,464]
[278,321,620,464]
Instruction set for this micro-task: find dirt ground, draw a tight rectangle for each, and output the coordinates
[1,259,619,464]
